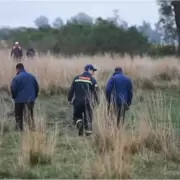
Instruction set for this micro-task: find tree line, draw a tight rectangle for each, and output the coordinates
[0,18,150,56]
[0,4,179,57]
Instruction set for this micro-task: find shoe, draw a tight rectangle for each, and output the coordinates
[85,122,92,136]
[79,127,84,136]
[75,119,83,129]
[85,130,92,136]
[15,127,23,132]
[75,119,84,136]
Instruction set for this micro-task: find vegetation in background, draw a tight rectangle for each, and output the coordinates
[3,19,149,57]
[0,6,179,57]
[157,1,180,55]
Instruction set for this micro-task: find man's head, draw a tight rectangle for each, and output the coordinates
[114,67,123,73]
[15,41,19,46]
[84,64,97,75]
[16,63,24,74]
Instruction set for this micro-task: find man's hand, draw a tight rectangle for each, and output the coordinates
[68,101,72,105]
[125,105,129,111]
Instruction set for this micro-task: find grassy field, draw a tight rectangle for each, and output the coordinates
[0,52,180,178]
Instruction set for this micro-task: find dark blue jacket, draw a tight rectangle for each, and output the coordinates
[10,69,39,103]
[105,71,133,106]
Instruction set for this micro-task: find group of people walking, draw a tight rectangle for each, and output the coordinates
[11,41,35,62]
[10,62,133,136]
[68,64,133,136]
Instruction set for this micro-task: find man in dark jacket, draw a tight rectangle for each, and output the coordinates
[105,67,133,127]
[68,64,99,136]
[11,42,23,62]
[26,48,35,58]
[10,63,39,131]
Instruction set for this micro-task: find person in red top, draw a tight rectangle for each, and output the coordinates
[11,42,23,62]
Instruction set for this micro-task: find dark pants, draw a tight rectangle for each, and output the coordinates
[116,104,127,127]
[108,103,127,127]
[73,102,93,135]
[15,102,35,131]
[13,56,22,63]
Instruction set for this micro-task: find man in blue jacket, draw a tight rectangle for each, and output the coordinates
[105,67,133,127]
[10,63,39,131]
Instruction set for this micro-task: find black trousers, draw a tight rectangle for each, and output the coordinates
[73,102,93,134]
[108,103,127,127]
[13,56,22,63]
[15,102,35,131]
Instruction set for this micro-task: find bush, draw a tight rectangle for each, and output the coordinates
[148,44,177,57]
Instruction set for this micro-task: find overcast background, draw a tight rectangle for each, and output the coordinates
[0,0,159,27]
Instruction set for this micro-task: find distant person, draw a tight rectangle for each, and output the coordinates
[11,41,23,62]
[26,48,35,58]
[68,64,99,136]
[10,63,39,131]
[105,67,133,127]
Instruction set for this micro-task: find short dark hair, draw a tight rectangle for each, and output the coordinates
[115,67,122,72]
[16,63,24,69]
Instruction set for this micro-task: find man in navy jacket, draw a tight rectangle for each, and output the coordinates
[68,64,99,136]
[10,63,39,131]
[105,67,133,127]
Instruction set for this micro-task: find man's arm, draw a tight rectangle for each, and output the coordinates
[67,78,76,103]
[105,77,113,102]
[33,76,39,98]
[127,79,133,106]
[11,49,14,57]
[91,78,99,105]
[10,78,17,99]
[20,49,23,57]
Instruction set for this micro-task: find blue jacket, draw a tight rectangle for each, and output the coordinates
[10,69,39,103]
[105,71,133,106]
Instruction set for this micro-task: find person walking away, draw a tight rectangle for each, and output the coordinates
[26,48,35,58]
[67,64,99,136]
[10,63,39,131]
[105,67,133,127]
[11,41,23,62]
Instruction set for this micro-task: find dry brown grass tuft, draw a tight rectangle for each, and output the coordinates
[0,89,14,134]
[18,117,58,168]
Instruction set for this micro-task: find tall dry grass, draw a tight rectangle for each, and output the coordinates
[18,116,58,168]
[0,92,58,173]
[0,50,180,178]
[84,91,180,178]
[0,89,14,134]
[1,50,180,93]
